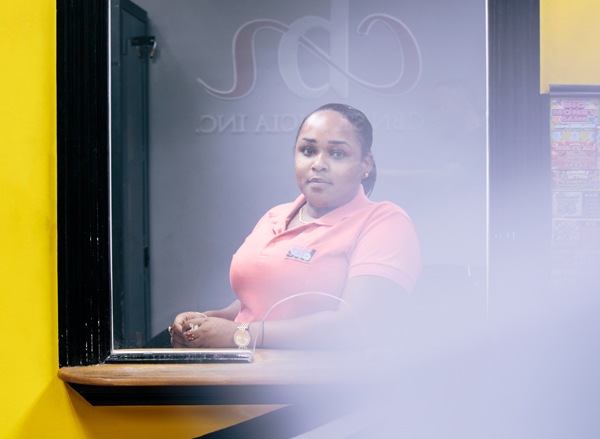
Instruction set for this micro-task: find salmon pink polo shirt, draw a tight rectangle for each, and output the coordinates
[230,187,421,322]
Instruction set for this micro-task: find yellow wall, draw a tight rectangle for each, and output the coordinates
[0,0,596,437]
[540,0,600,91]
[0,2,273,438]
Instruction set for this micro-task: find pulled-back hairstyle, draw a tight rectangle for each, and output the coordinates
[296,103,377,196]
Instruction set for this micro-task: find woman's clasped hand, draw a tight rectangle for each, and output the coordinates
[169,312,243,348]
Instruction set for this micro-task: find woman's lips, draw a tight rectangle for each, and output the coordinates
[307,177,331,184]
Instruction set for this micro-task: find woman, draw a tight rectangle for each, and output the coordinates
[169,103,421,350]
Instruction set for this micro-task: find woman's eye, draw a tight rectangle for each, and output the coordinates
[300,146,315,156]
[331,150,345,159]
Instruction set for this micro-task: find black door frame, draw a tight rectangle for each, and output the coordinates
[57,0,546,403]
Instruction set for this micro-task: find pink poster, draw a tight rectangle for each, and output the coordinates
[550,97,600,277]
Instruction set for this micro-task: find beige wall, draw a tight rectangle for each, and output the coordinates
[0,0,595,437]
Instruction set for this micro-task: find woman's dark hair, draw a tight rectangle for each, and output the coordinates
[296,103,377,196]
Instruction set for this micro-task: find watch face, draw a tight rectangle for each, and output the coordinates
[234,328,251,348]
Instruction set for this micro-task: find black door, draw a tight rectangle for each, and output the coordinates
[111,0,151,348]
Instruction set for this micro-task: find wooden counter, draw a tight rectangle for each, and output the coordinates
[58,349,380,406]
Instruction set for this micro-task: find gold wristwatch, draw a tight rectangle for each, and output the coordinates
[233,322,251,349]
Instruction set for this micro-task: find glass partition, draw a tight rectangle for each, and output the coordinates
[110,0,489,350]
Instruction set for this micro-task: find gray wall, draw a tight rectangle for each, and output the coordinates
[132,0,487,335]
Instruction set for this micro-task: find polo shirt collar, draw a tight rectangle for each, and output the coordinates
[269,186,370,233]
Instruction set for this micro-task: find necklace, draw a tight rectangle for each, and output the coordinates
[298,203,309,225]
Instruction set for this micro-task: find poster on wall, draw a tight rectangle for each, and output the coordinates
[549,90,600,281]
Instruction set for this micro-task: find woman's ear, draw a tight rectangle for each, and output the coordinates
[361,153,374,176]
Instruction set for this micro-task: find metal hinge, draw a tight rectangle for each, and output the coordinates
[131,36,157,59]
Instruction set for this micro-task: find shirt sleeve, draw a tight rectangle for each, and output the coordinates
[347,203,421,293]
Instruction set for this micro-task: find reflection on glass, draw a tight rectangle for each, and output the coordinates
[111,0,488,349]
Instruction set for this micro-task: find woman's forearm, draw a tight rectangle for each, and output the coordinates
[249,308,370,350]
[247,277,407,350]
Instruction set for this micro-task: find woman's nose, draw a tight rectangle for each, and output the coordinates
[311,153,328,171]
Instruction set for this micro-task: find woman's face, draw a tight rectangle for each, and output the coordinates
[294,110,373,217]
